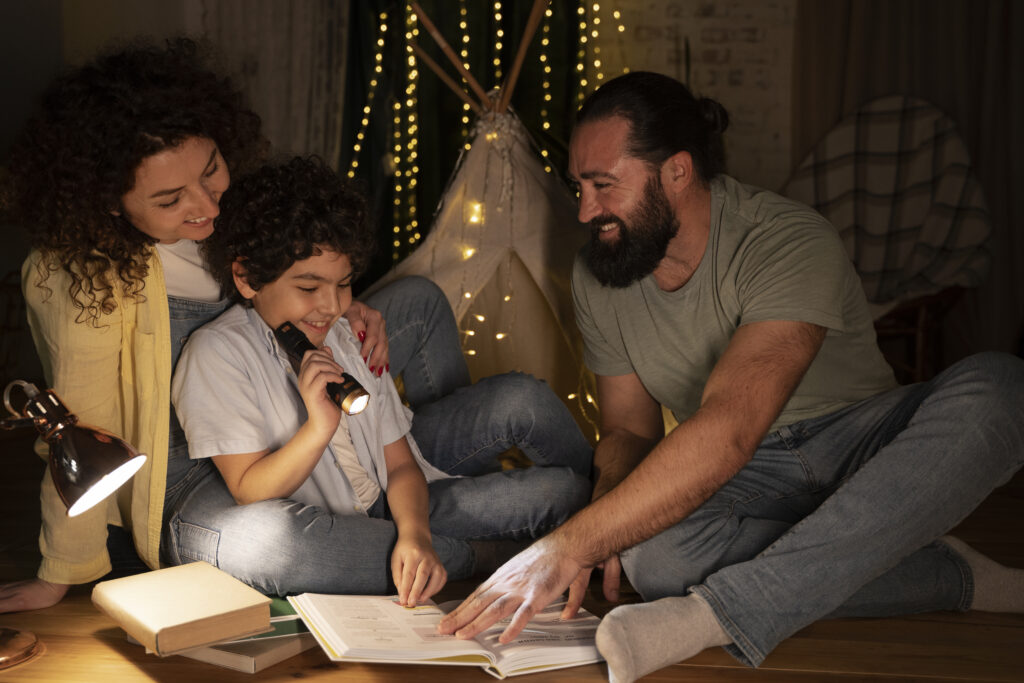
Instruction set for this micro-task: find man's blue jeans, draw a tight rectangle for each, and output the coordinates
[363,276,593,477]
[619,352,1024,667]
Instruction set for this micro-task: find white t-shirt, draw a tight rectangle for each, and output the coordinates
[155,239,222,302]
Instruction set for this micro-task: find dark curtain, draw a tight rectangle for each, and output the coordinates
[793,0,1024,364]
[341,1,581,289]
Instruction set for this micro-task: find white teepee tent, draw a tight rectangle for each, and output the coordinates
[365,2,596,434]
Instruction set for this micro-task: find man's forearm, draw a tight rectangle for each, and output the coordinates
[550,409,753,567]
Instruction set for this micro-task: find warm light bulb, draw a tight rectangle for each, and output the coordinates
[463,247,476,259]
[475,314,485,322]
[495,333,506,340]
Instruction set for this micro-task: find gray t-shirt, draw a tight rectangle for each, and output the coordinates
[572,175,897,432]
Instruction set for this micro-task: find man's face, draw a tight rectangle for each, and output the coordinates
[568,117,679,287]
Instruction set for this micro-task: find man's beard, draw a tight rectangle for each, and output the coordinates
[584,176,679,288]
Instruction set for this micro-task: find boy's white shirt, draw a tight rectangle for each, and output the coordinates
[171,304,450,517]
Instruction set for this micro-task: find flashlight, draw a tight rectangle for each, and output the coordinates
[273,322,370,415]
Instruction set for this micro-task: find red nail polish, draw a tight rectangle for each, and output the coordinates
[377,367,384,377]
[358,331,366,342]
[369,366,376,374]
[385,364,390,373]
[363,356,368,363]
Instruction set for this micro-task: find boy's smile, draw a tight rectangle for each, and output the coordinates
[234,247,354,347]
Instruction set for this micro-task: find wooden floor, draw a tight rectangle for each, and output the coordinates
[2,429,1022,682]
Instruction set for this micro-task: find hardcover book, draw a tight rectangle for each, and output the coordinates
[92,561,271,656]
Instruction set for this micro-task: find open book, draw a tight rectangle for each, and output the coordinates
[288,594,604,679]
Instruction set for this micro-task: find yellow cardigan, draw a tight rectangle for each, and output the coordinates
[22,249,171,584]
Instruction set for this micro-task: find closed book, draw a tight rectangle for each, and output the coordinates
[92,561,271,656]
[129,631,319,673]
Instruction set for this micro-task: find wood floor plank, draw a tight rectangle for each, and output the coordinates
[2,432,1022,681]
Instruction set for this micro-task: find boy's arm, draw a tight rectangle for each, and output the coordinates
[383,437,446,606]
[211,346,344,504]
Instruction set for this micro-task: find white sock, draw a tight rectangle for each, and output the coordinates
[942,536,1024,612]
[595,593,731,683]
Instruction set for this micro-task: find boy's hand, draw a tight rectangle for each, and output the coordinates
[297,347,344,436]
[391,534,446,607]
[344,301,390,377]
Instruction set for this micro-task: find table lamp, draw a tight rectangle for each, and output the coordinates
[0,380,147,670]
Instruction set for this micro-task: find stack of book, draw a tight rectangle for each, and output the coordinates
[92,561,605,677]
[92,561,316,673]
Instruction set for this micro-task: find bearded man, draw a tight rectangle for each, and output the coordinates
[440,72,1024,682]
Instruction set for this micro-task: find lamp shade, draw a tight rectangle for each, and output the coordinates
[13,384,147,517]
[46,422,147,517]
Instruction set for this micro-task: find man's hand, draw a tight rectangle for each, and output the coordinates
[343,300,389,376]
[563,554,622,619]
[0,578,69,613]
[437,536,585,643]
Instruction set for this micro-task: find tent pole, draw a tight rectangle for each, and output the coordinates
[411,2,492,110]
[410,41,482,114]
[496,0,548,114]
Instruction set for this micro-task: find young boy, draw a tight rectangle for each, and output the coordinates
[170,157,589,604]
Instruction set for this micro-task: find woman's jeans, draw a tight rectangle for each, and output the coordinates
[618,351,1024,667]
[363,276,592,477]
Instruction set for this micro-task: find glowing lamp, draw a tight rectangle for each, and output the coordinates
[0,379,148,669]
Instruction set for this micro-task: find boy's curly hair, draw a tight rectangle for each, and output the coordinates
[203,156,375,300]
[2,37,265,323]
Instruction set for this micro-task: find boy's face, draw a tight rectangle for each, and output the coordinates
[233,247,354,347]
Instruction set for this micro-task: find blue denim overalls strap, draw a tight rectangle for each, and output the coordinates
[163,295,231,516]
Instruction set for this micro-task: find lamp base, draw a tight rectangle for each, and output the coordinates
[0,627,41,669]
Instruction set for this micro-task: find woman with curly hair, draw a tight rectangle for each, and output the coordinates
[0,37,592,612]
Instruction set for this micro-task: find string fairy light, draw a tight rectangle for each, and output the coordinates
[590,2,604,83]
[537,4,554,174]
[576,3,588,104]
[492,1,504,88]
[458,0,472,148]
[347,11,389,179]
[404,5,421,252]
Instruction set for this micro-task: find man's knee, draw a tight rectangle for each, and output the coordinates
[620,535,709,602]
[937,352,1024,434]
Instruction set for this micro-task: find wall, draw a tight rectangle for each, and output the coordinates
[600,0,795,191]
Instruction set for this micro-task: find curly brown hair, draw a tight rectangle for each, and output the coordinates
[203,156,374,301]
[2,37,265,323]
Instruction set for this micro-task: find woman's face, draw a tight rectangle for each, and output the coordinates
[118,136,230,243]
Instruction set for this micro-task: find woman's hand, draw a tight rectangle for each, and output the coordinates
[391,534,446,607]
[343,300,389,377]
[0,578,70,613]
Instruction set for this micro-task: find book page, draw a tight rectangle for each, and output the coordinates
[436,599,603,676]
[290,594,491,663]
